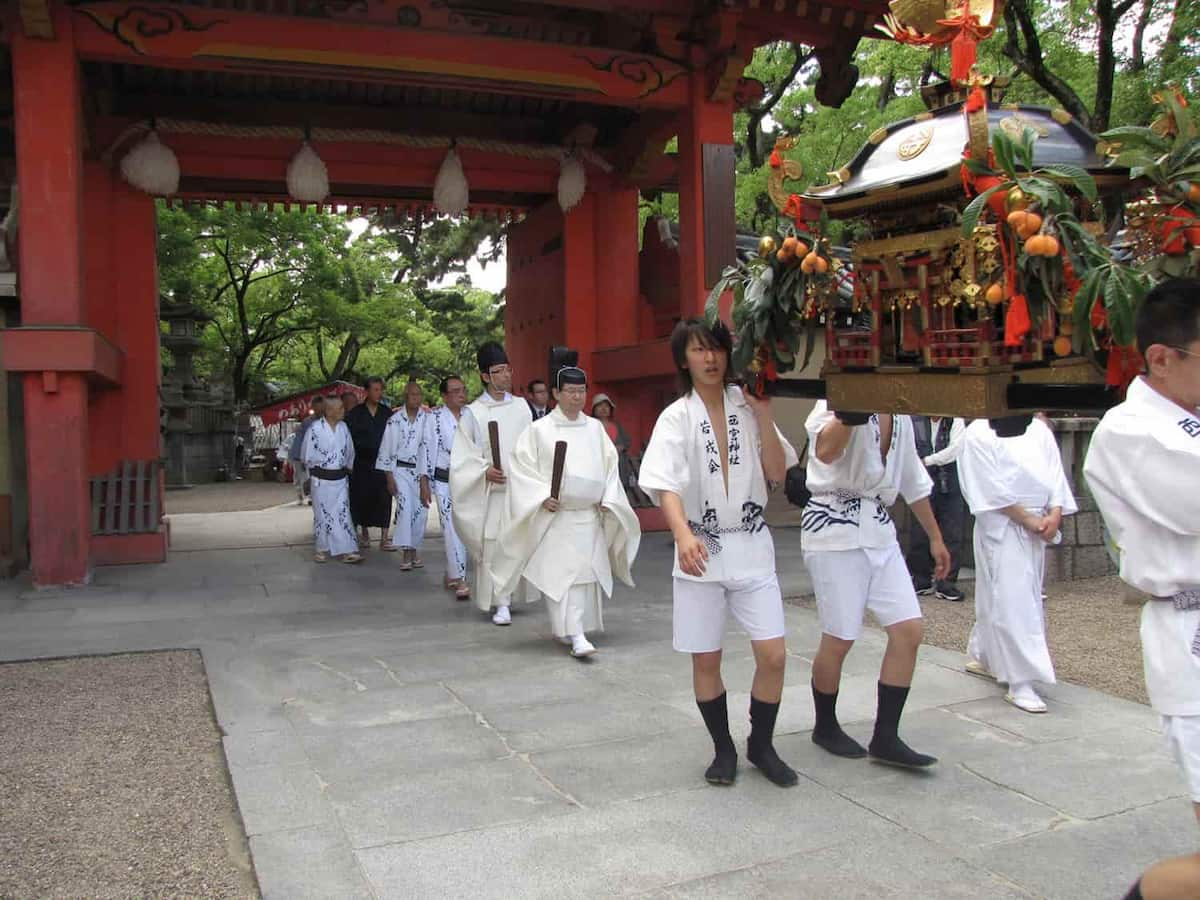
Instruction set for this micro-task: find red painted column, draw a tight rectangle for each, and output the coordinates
[13,12,92,584]
[676,70,734,319]
[562,192,598,377]
[593,183,640,349]
[112,183,163,464]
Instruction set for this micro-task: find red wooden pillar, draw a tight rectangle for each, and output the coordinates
[563,191,598,377]
[12,13,92,585]
[677,70,735,319]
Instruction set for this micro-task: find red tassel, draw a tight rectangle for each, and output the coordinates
[769,150,782,168]
[1004,293,1031,346]
[950,30,977,85]
[964,85,986,113]
[1105,344,1143,391]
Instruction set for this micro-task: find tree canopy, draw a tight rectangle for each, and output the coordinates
[157,204,503,404]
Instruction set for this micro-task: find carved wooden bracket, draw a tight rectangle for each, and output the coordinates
[20,0,55,38]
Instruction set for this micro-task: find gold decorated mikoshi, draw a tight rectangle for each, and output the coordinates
[758,235,778,258]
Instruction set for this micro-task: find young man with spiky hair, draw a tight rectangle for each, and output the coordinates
[1085,278,1200,900]
[450,342,534,625]
[639,318,800,788]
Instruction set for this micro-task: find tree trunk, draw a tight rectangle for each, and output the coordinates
[1130,0,1155,72]
[1002,0,1093,129]
[877,67,896,112]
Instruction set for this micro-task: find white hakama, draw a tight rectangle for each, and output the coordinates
[426,407,467,581]
[377,408,429,550]
[449,392,534,612]
[301,419,358,557]
[958,418,1076,686]
[489,408,640,638]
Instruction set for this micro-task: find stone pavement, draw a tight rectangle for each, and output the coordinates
[0,508,1192,899]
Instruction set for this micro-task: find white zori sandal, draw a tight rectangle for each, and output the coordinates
[1005,683,1047,714]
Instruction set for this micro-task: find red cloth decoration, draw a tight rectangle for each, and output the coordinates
[965,85,987,113]
[782,194,803,219]
[769,150,782,168]
[1090,299,1108,330]
[1106,344,1143,391]
[1004,293,1031,346]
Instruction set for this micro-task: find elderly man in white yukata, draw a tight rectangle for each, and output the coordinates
[377,380,431,572]
[1084,278,1200,900]
[489,352,641,659]
[957,413,1076,713]
[301,395,362,564]
[450,341,535,626]
[426,375,471,600]
[639,318,800,788]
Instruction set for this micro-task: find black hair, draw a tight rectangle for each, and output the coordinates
[339,390,356,402]
[363,375,384,390]
[440,375,463,394]
[669,317,735,394]
[311,394,325,404]
[527,378,547,392]
[1137,277,1200,361]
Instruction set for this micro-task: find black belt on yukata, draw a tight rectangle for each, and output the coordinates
[1157,589,1200,658]
[395,459,416,470]
[310,466,350,481]
[433,467,450,483]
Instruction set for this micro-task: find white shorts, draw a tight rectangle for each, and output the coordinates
[804,543,922,642]
[672,575,785,653]
[1163,714,1200,803]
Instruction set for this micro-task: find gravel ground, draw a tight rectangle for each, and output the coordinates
[791,575,1149,706]
[166,479,295,515]
[0,651,259,899]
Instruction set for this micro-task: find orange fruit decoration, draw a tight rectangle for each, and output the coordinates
[1188,182,1200,204]
[800,252,819,274]
[1040,235,1060,256]
[985,283,1004,305]
[814,256,829,274]
[781,236,799,257]
[1053,336,1073,357]
[794,241,810,257]
[776,248,789,262]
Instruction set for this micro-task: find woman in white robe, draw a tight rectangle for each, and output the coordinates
[301,397,361,563]
[958,415,1076,712]
[489,366,641,658]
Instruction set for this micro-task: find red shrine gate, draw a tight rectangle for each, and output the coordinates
[0,0,880,585]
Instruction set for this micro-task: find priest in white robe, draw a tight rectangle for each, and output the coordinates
[301,395,361,564]
[377,381,431,571]
[450,341,535,625]
[958,414,1076,713]
[488,356,641,658]
[1083,278,1200,900]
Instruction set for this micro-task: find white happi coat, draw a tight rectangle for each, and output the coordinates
[377,407,430,550]
[639,386,798,583]
[489,407,641,637]
[958,418,1077,685]
[801,402,932,552]
[1084,377,1200,716]
[450,391,534,610]
[301,418,357,556]
[425,405,467,581]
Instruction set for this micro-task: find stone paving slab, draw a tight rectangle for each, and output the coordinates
[0,514,1191,899]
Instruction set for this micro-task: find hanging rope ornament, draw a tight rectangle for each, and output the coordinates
[120,129,180,196]
[433,145,469,216]
[557,152,586,213]
[286,140,330,204]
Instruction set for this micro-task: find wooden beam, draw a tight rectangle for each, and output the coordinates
[107,92,557,145]
[19,0,55,38]
[71,3,690,109]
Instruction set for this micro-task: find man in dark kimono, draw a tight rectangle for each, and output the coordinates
[906,415,967,602]
[345,375,393,550]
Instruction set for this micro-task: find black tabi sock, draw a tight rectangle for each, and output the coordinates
[811,682,866,758]
[868,681,938,769]
[746,696,799,787]
[1122,880,1143,900]
[696,692,737,785]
